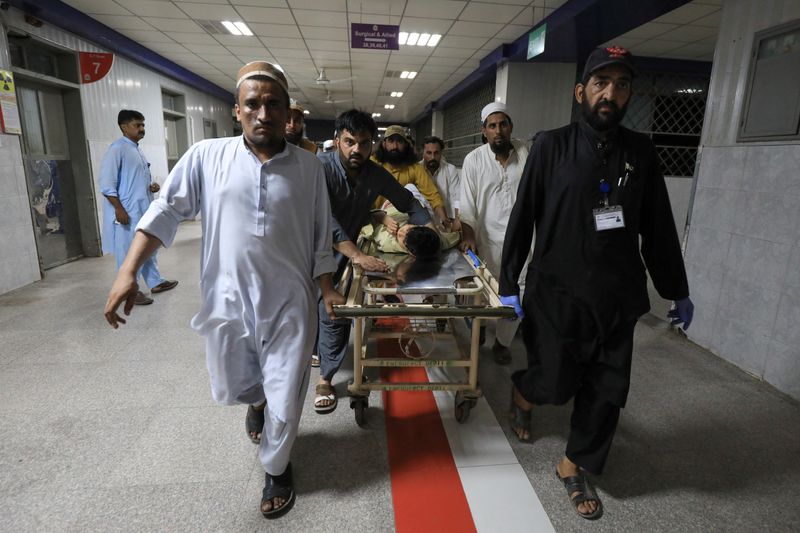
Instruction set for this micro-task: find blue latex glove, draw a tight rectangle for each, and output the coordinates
[667,297,694,330]
[500,295,524,320]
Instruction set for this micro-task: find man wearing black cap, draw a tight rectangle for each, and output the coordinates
[499,47,695,520]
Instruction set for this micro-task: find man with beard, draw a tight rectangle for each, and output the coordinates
[421,136,461,230]
[314,110,431,413]
[103,61,344,519]
[459,102,530,364]
[372,125,449,228]
[500,47,694,520]
[285,100,318,154]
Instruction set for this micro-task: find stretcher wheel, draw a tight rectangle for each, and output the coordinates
[351,397,368,427]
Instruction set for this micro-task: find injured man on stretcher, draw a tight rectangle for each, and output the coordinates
[360,190,463,296]
[365,183,461,259]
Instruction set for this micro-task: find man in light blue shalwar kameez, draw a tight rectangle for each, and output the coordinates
[99,109,177,304]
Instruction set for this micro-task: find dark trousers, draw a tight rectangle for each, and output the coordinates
[316,294,352,382]
[512,298,636,475]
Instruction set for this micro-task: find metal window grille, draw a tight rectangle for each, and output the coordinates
[621,72,710,177]
[441,79,496,167]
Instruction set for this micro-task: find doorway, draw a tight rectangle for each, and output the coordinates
[17,81,83,269]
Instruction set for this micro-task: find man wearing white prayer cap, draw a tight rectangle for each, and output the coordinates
[459,101,532,364]
[103,60,344,520]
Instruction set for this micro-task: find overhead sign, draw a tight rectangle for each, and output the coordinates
[0,70,21,135]
[79,52,114,83]
[527,24,546,60]
[351,23,399,50]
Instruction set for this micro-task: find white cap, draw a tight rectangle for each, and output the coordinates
[323,139,334,150]
[480,101,510,123]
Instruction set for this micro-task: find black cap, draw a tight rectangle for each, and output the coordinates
[581,46,637,82]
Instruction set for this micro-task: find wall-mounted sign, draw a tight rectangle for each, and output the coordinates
[527,24,546,60]
[0,70,21,135]
[351,23,399,50]
[79,52,114,83]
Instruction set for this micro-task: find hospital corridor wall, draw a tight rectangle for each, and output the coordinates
[0,6,233,295]
[684,0,800,399]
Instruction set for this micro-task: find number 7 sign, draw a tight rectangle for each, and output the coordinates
[79,52,114,83]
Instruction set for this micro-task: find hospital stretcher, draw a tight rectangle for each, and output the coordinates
[332,241,516,426]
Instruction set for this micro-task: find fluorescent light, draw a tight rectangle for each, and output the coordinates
[233,22,253,36]
[407,32,420,46]
[390,91,403,98]
[372,113,382,118]
[221,21,242,36]
[303,109,310,115]
[400,71,409,79]
[418,33,430,46]
[399,32,408,45]
[378,127,387,131]
[407,71,417,79]
[427,34,441,47]
[384,104,395,109]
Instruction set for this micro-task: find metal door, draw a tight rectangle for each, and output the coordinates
[17,81,83,269]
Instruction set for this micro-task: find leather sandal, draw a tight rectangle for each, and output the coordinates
[245,404,265,444]
[556,468,603,520]
[261,463,296,519]
[509,388,531,442]
[314,383,337,414]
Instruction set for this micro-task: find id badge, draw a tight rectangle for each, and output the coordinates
[593,205,625,231]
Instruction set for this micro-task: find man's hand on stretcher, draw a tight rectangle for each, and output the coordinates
[459,222,478,254]
[318,273,346,318]
[353,252,389,272]
[334,239,389,273]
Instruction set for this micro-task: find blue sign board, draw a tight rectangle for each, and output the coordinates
[351,23,399,50]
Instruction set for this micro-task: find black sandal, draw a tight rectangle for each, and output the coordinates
[261,463,296,519]
[508,388,531,442]
[555,468,603,520]
[245,404,265,444]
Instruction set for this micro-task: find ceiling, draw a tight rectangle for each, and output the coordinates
[600,0,722,62]
[60,0,722,122]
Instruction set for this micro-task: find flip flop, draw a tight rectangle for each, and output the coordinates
[555,468,604,520]
[261,463,296,519]
[245,404,265,444]
[314,383,337,414]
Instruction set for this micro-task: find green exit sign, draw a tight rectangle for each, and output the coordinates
[527,24,546,60]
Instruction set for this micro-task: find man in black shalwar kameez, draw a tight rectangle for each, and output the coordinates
[499,47,695,520]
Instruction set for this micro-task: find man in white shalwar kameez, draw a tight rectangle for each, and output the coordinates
[104,62,343,520]
[459,102,532,364]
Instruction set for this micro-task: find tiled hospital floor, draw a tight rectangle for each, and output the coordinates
[1,221,798,532]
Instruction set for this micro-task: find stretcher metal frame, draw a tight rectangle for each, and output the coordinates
[332,241,516,426]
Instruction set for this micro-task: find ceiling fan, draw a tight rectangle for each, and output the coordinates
[314,67,356,86]
[322,90,354,105]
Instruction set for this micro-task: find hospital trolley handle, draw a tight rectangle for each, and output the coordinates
[466,249,480,268]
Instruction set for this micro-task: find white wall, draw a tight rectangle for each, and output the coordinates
[495,61,576,141]
[685,0,800,399]
[0,7,233,295]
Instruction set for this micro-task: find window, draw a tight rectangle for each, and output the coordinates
[739,19,800,141]
[7,34,78,84]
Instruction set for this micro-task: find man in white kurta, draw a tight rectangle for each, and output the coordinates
[421,135,461,222]
[460,102,531,363]
[104,61,340,519]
